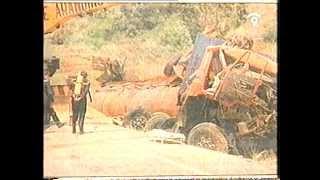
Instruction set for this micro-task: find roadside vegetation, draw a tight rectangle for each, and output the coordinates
[45,3,276,81]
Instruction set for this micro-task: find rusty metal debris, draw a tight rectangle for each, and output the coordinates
[91,33,277,157]
[224,34,254,50]
[93,57,126,86]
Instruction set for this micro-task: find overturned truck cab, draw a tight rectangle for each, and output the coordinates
[176,45,277,157]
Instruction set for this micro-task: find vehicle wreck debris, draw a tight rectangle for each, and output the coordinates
[91,33,277,158]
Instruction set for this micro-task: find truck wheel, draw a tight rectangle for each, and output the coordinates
[127,108,151,130]
[187,122,229,153]
[151,112,170,120]
[160,117,177,132]
[145,117,177,132]
[129,114,149,130]
[144,112,170,131]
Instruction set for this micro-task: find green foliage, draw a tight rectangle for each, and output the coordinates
[155,15,193,52]
[193,4,248,38]
[105,5,168,39]
[263,25,277,43]
[55,4,248,53]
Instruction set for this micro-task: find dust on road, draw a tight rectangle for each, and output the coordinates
[44,104,277,177]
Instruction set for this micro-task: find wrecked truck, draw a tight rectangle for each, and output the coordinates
[92,34,277,157]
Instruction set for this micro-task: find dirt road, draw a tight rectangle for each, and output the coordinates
[44,104,277,177]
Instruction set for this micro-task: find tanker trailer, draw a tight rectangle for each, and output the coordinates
[90,34,277,158]
[91,76,181,129]
[91,34,226,129]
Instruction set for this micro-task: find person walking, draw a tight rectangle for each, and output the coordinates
[70,71,92,134]
[44,65,65,129]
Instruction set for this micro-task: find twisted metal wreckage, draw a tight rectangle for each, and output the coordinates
[89,34,277,157]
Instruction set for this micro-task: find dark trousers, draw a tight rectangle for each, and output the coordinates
[44,105,62,127]
[50,107,62,124]
[72,98,87,133]
[44,105,50,126]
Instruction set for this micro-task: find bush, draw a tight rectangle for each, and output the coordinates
[263,27,277,43]
[156,15,193,52]
[53,4,249,51]
[47,4,253,81]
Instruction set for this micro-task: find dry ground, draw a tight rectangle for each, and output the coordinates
[44,103,277,178]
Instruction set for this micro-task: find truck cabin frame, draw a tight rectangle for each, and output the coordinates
[180,46,276,137]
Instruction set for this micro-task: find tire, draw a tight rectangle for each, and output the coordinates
[160,117,177,132]
[144,112,170,131]
[145,117,177,132]
[151,112,170,120]
[129,114,149,130]
[187,122,229,153]
[127,109,151,130]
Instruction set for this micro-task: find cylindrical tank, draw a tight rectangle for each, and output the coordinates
[92,83,179,117]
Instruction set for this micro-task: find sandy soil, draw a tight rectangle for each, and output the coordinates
[44,104,277,178]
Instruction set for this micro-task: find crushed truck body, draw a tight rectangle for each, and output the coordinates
[90,34,277,158]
